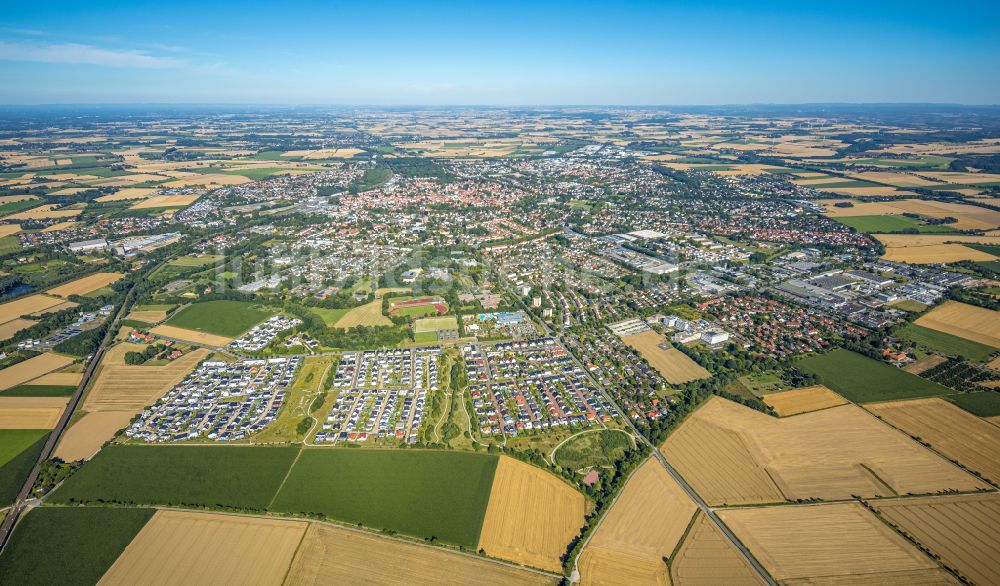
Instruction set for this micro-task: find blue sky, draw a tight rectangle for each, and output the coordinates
[1,0,998,105]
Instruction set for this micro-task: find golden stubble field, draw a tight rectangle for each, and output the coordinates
[54,411,137,461]
[872,493,1000,586]
[83,345,209,411]
[334,298,392,328]
[866,398,1000,484]
[621,330,710,384]
[0,294,72,325]
[98,511,307,586]
[670,513,762,586]
[0,352,75,390]
[661,397,986,506]
[149,324,233,347]
[914,301,1000,348]
[130,194,201,209]
[287,523,556,586]
[762,385,847,417]
[47,272,123,297]
[478,456,584,573]
[718,503,952,585]
[876,234,1000,264]
[0,396,68,428]
[578,458,697,586]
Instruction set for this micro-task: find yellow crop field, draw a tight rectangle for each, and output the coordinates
[162,174,251,187]
[48,272,124,297]
[579,458,697,586]
[84,347,209,411]
[915,301,1000,348]
[903,354,948,374]
[670,513,762,586]
[126,309,168,323]
[4,203,81,220]
[873,493,1000,586]
[0,318,34,342]
[334,299,391,328]
[622,330,710,384]
[866,398,1000,484]
[848,171,945,188]
[98,511,307,586]
[54,411,136,461]
[886,200,1000,231]
[717,503,947,584]
[885,243,996,264]
[918,171,1000,184]
[95,187,158,202]
[0,352,75,390]
[478,456,584,572]
[661,397,986,505]
[287,523,555,586]
[762,385,847,416]
[149,325,233,346]
[40,221,78,232]
[0,223,21,237]
[130,194,200,209]
[0,396,68,428]
[0,294,67,324]
[28,371,82,386]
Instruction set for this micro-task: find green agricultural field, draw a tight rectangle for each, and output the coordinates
[270,449,498,547]
[947,392,1000,417]
[848,156,952,169]
[797,349,951,403]
[553,429,632,471]
[834,215,955,234]
[965,243,1000,257]
[220,167,301,180]
[0,199,41,216]
[0,430,49,507]
[165,300,272,338]
[898,323,996,362]
[169,254,224,267]
[0,506,155,586]
[310,307,350,326]
[1,384,76,397]
[414,316,458,333]
[413,331,437,343]
[808,180,880,189]
[50,445,299,510]
[0,235,22,254]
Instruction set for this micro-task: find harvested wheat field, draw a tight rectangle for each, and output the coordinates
[0,223,21,237]
[866,398,1000,483]
[95,187,158,202]
[872,493,1000,586]
[48,272,123,297]
[478,456,584,572]
[28,371,82,386]
[762,385,847,416]
[149,324,233,347]
[0,318,34,341]
[84,347,209,411]
[718,503,951,585]
[885,243,996,264]
[287,523,554,586]
[41,221,78,232]
[915,301,1000,348]
[622,330,710,384]
[662,397,986,506]
[4,204,81,220]
[670,513,762,586]
[126,309,168,323]
[130,194,200,209]
[0,396,68,428]
[162,174,251,188]
[334,299,391,328]
[54,411,136,461]
[98,510,307,586]
[0,352,75,390]
[903,354,949,374]
[0,294,68,324]
[579,458,697,586]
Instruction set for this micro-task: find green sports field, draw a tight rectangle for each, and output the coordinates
[0,506,154,586]
[271,449,498,547]
[898,323,996,362]
[164,300,272,337]
[49,445,299,510]
[797,349,951,403]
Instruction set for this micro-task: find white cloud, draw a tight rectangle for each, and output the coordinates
[0,40,182,68]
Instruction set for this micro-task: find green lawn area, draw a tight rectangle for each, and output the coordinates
[0,430,49,507]
[947,392,1000,417]
[309,307,350,327]
[553,429,631,471]
[897,323,997,362]
[797,349,951,403]
[0,506,155,586]
[165,300,272,337]
[1,384,76,397]
[413,331,437,343]
[834,215,955,234]
[0,235,23,254]
[49,445,299,510]
[169,254,223,267]
[270,449,498,547]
